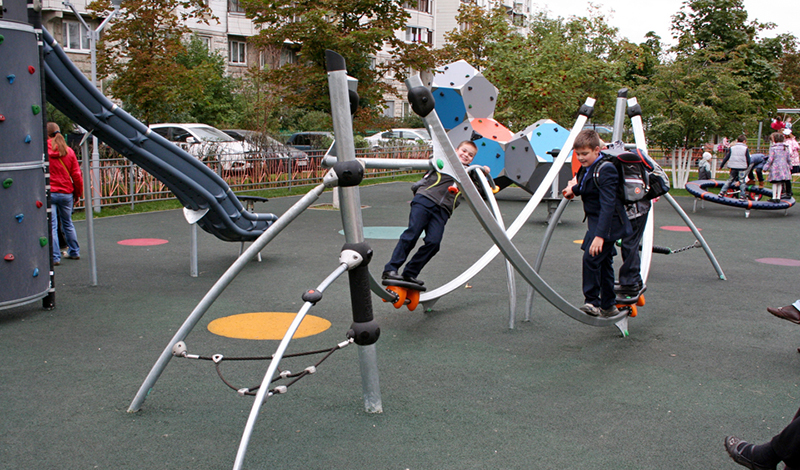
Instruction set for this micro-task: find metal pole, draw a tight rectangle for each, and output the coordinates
[78,131,97,286]
[325,50,382,414]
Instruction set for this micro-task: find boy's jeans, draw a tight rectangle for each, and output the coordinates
[719,169,747,199]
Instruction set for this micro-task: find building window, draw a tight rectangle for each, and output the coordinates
[403,0,430,14]
[228,0,245,13]
[384,100,395,118]
[279,47,296,67]
[405,26,433,44]
[198,36,212,51]
[62,20,90,51]
[229,39,246,65]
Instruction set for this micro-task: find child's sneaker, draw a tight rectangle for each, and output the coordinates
[580,303,601,317]
[600,306,620,318]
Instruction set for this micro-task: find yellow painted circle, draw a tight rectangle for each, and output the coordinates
[208,312,331,340]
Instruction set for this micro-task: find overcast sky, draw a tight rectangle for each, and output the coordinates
[532,0,800,45]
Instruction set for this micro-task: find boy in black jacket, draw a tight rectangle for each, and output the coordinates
[563,130,632,317]
[383,140,485,286]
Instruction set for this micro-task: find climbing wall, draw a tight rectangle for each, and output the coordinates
[0,18,53,309]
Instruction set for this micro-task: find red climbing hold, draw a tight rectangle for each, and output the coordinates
[28,65,35,74]
[4,254,14,262]
[0,114,5,122]
[36,200,43,208]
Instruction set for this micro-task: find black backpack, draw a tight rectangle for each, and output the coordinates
[593,147,670,204]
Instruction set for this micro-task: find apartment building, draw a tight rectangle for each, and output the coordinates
[38,0,533,118]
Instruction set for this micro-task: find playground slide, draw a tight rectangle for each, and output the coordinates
[41,28,277,242]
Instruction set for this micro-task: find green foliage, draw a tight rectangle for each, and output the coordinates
[45,103,75,134]
[89,0,216,124]
[241,0,436,131]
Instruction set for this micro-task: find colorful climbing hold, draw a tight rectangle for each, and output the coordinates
[0,34,4,45]
[24,135,31,143]
[39,237,48,247]
[36,200,43,208]
[4,254,14,262]
[3,178,12,188]
[33,268,39,277]
[32,105,41,115]
[15,214,24,223]
[28,65,35,74]
[436,159,444,170]
[7,74,15,84]
[0,115,5,122]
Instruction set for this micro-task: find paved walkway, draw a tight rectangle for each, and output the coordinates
[2,182,799,469]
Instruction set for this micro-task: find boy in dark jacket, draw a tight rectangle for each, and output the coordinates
[383,140,485,286]
[563,130,632,317]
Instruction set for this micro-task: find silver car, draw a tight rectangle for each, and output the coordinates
[149,123,251,171]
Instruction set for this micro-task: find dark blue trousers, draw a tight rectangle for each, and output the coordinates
[618,213,648,287]
[384,196,449,278]
[582,239,617,310]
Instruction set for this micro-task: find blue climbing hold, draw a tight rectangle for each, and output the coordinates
[7,74,15,84]
[33,268,39,277]
[24,135,31,143]
[15,214,23,223]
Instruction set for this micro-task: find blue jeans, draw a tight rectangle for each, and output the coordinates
[720,169,747,199]
[384,195,449,279]
[51,192,79,262]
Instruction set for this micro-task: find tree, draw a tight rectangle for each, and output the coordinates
[638,0,788,147]
[240,0,436,129]
[89,0,214,124]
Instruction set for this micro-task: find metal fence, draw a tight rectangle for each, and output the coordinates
[71,144,747,212]
[72,146,433,211]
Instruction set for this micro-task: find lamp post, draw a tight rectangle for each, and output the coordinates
[63,0,120,214]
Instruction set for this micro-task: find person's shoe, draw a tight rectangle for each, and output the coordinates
[63,253,80,260]
[402,274,424,286]
[600,305,620,317]
[381,270,403,281]
[579,303,601,317]
[53,260,61,266]
[724,436,777,470]
[615,283,645,296]
[767,305,800,325]
[770,198,780,203]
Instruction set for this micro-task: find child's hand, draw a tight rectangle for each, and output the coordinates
[483,165,490,175]
[588,236,604,256]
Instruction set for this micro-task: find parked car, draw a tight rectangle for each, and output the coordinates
[222,129,310,170]
[285,131,334,152]
[149,123,251,171]
[365,128,432,149]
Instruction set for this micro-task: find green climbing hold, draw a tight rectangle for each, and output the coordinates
[39,237,48,247]
[32,105,41,115]
[3,178,12,188]
[0,35,4,45]
[436,159,444,170]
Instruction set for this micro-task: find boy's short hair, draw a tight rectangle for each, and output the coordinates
[458,140,478,152]
[574,129,601,150]
[737,134,747,142]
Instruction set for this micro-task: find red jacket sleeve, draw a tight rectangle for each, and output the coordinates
[67,148,84,199]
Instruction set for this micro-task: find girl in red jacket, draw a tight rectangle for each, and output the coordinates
[47,122,83,265]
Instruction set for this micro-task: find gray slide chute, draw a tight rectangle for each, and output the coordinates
[41,28,277,242]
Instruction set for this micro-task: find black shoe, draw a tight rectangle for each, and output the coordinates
[382,270,403,281]
[724,436,776,470]
[402,274,424,286]
[615,283,644,295]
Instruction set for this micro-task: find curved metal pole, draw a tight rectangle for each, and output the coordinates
[662,193,726,280]
[369,95,596,310]
[407,78,625,327]
[128,182,329,412]
[233,263,349,470]
[524,197,571,321]
[469,166,516,329]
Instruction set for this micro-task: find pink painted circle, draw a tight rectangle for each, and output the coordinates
[117,238,169,246]
[660,226,699,232]
[756,258,800,267]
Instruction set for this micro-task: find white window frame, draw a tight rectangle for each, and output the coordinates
[62,19,90,52]
[229,39,247,65]
[405,26,432,45]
